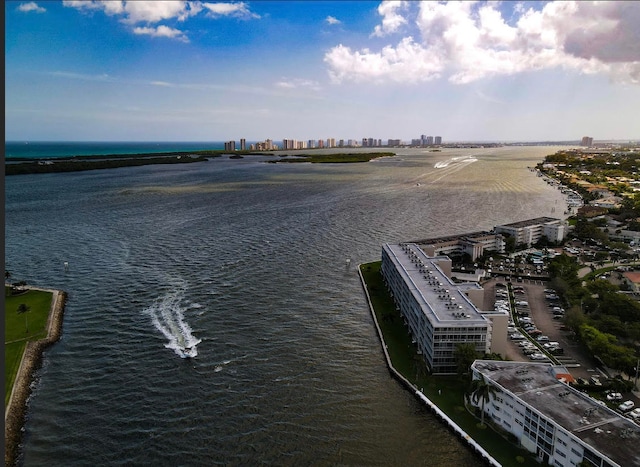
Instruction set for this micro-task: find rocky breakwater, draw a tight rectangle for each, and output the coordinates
[5,288,67,467]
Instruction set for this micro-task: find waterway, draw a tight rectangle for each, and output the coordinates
[5,146,568,465]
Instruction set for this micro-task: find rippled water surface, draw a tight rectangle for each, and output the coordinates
[5,147,568,466]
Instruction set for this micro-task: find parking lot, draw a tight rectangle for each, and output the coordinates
[483,275,640,417]
[483,276,602,380]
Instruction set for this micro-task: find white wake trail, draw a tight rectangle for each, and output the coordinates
[143,285,202,358]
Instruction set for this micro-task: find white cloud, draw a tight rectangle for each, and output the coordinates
[62,1,124,16]
[202,2,260,19]
[371,1,409,37]
[17,2,46,13]
[325,37,443,84]
[325,16,341,26]
[275,78,322,92]
[133,25,189,42]
[63,1,259,41]
[325,1,640,85]
[124,2,194,23]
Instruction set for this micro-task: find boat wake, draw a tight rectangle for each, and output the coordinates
[434,155,478,169]
[143,286,202,359]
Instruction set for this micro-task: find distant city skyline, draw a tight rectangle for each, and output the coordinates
[6,1,640,142]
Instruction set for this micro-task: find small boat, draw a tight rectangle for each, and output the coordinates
[179,346,197,359]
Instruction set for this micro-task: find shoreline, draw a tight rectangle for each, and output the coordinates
[357,266,499,466]
[4,287,67,467]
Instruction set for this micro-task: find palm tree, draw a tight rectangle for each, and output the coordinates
[469,374,497,427]
[17,303,30,333]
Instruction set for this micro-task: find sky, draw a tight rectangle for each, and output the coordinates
[5,0,640,142]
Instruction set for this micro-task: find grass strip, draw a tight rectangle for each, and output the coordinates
[5,287,53,405]
[360,261,539,466]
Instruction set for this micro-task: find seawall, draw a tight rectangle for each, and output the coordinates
[5,288,67,467]
[357,266,500,467]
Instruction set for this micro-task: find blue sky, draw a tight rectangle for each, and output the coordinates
[6,1,640,142]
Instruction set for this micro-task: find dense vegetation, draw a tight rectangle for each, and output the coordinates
[6,153,211,175]
[547,254,640,375]
[6,150,396,174]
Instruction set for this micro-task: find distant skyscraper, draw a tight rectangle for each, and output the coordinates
[426,136,434,145]
[240,138,246,150]
[581,136,593,147]
[224,140,236,151]
[434,136,442,145]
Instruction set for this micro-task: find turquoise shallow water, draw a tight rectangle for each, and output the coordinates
[4,141,228,159]
[5,146,567,465]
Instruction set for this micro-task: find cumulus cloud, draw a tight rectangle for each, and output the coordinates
[325,16,341,26]
[133,25,189,42]
[371,1,409,37]
[63,1,259,40]
[325,1,640,85]
[202,2,260,19]
[17,2,46,13]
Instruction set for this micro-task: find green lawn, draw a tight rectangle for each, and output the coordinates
[360,262,539,467]
[5,286,53,405]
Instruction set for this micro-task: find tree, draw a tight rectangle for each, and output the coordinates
[17,303,31,333]
[469,374,497,427]
[454,343,479,378]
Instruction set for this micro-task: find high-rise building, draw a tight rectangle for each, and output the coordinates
[240,138,246,151]
[426,136,434,145]
[581,136,593,147]
[434,136,442,145]
[224,140,236,151]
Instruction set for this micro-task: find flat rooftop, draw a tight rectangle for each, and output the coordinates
[384,243,488,327]
[497,217,560,229]
[412,231,493,245]
[473,360,640,466]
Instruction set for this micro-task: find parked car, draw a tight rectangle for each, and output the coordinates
[629,408,640,420]
[620,400,635,412]
[606,392,623,401]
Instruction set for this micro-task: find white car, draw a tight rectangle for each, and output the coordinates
[606,392,622,401]
[619,400,635,412]
[630,408,640,420]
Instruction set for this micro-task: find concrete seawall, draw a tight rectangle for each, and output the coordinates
[5,288,67,467]
[358,266,500,467]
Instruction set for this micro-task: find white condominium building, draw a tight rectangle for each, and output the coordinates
[471,360,640,467]
[494,217,567,247]
[417,231,506,261]
[381,243,508,374]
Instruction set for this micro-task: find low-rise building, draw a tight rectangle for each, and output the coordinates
[494,217,567,247]
[416,231,505,261]
[471,360,640,467]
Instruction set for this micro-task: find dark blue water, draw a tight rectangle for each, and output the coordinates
[4,141,230,159]
[5,147,568,466]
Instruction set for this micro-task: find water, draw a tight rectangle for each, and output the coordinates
[4,141,228,159]
[5,146,568,466]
